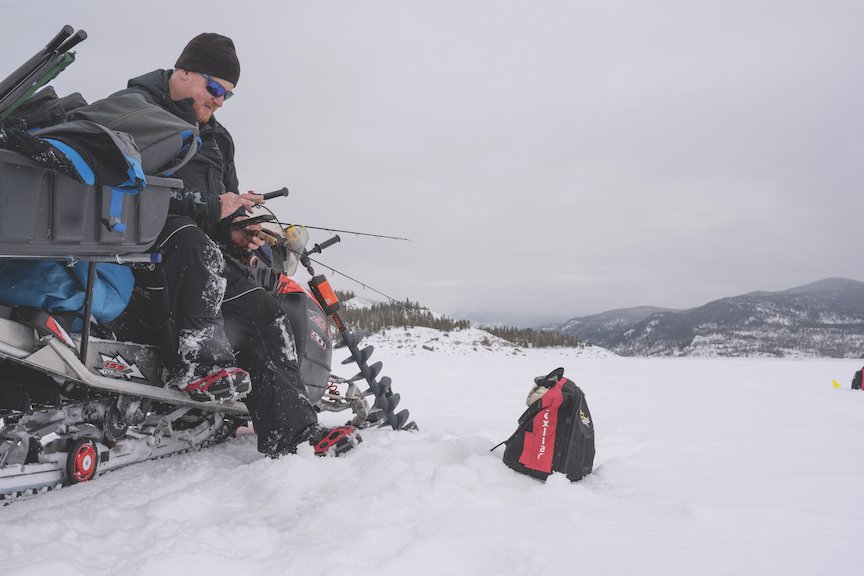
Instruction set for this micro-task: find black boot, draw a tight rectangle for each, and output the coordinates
[222,284,319,456]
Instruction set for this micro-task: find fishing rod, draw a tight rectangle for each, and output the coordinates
[253,225,408,308]
[238,188,413,306]
[237,200,419,315]
[280,224,410,242]
[255,188,411,242]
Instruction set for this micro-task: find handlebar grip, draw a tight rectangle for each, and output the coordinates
[318,235,341,250]
[310,235,341,254]
[262,187,289,200]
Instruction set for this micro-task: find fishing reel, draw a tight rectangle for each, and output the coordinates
[222,188,308,274]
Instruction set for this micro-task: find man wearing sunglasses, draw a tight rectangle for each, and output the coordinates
[111,34,359,458]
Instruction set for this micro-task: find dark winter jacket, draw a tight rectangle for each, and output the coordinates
[112,69,239,241]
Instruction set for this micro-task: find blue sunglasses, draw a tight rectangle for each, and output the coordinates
[201,73,234,100]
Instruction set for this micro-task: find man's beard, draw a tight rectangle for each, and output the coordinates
[194,104,213,124]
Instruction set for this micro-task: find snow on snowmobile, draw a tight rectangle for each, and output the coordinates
[0,27,413,500]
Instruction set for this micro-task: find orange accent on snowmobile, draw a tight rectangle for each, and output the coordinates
[276,274,305,295]
[277,274,326,314]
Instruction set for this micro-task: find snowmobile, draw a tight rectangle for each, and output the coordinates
[0,27,413,500]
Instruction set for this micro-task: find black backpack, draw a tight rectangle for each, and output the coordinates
[853,369,862,390]
[494,367,595,482]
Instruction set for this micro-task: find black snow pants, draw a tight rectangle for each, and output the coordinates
[118,215,236,378]
[221,256,318,456]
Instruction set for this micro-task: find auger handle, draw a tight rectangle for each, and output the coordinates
[262,187,289,200]
[308,235,341,255]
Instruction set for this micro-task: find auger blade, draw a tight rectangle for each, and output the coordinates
[395,410,411,429]
[335,329,365,349]
[371,394,390,413]
[386,392,400,411]
[369,379,381,397]
[378,376,392,394]
[364,409,385,426]
[341,345,374,365]
[329,313,414,430]
[369,361,383,380]
[388,409,410,430]
[353,372,380,395]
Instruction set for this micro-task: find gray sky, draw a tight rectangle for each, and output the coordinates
[3,1,863,325]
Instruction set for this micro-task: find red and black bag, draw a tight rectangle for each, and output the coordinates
[495,367,595,482]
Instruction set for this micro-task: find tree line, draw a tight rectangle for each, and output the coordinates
[335,291,579,348]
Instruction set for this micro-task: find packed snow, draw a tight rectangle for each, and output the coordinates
[1,330,863,576]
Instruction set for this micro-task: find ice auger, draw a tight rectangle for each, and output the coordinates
[253,189,417,431]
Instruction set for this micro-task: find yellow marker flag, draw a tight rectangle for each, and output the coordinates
[832,379,841,389]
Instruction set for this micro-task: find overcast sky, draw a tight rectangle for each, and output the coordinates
[3,1,863,325]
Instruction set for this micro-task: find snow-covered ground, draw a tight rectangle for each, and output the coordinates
[2,331,863,576]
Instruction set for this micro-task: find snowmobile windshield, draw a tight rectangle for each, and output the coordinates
[273,225,308,276]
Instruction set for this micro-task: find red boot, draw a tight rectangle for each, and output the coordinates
[179,367,251,402]
[311,426,363,457]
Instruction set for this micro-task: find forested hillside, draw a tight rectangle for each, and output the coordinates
[336,292,579,348]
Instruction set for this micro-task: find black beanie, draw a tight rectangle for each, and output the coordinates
[175,33,240,86]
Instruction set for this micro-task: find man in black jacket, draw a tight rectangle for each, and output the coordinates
[116,33,360,457]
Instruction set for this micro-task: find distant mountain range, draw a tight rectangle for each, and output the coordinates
[553,278,864,358]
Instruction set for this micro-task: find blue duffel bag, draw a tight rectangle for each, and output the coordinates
[0,260,133,330]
